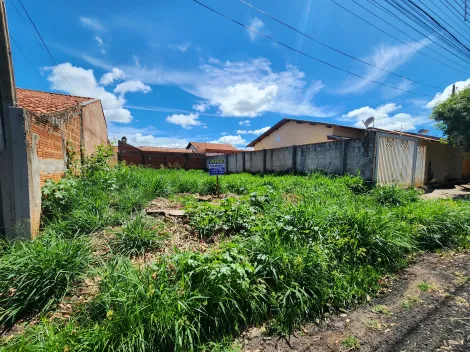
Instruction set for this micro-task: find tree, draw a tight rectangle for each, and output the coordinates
[431,86,470,151]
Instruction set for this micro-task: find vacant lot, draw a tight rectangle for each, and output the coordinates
[1,151,469,351]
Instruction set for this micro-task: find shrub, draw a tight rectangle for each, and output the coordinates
[0,234,89,326]
[112,213,166,257]
[370,185,420,206]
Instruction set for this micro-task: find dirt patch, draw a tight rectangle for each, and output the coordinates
[422,183,470,200]
[240,251,470,352]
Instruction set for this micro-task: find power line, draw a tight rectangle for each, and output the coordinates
[369,0,470,61]
[387,0,470,64]
[343,0,470,72]
[239,0,445,90]
[16,0,76,95]
[329,0,470,75]
[193,0,435,98]
[9,34,38,73]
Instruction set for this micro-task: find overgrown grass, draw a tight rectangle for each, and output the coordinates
[2,148,470,351]
[0,234,89,327]
[111,213,166,257]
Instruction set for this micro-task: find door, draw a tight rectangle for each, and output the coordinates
[414,145,426,187]
[376,136,416,186]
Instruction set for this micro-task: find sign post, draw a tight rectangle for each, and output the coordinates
[208,158,225,197]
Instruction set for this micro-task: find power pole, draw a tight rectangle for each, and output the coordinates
[452,84,456,96]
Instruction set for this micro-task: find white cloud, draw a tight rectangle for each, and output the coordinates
[239,120,250,126]
[79,16,104,31]
[84,57,334,118]
[215,83,278,117]
[237,126,270,135]
[132,55,140,68]
[193,102,209,112]
[341,103,431,131]
[339,39,430,94]
[107,124,189,147]
[45,62,148,123]
[425,78,470,108]
[114,80,151,96]
[248,17,264,41]
[166,113,201,129]
[211,135,246,146]
[168,43,191,52]
[100,68,125,85]
[189,58,333,118]
[94,36,106,54]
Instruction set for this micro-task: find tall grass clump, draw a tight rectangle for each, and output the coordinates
[112,213,166,257]
[0,234,89,326]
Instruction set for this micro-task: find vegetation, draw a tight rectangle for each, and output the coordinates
[431,86,470,150]
[1,147,470,350]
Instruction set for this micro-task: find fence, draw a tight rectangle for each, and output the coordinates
[207,132,376,179]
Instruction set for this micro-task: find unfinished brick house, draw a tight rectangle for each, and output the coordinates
[0,88,109,238]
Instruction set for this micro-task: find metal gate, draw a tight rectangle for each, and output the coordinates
[376,135,417,186]
[414,145,426,187]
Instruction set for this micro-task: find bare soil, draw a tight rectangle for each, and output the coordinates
[240,251,470,352]
[422,183,470,200]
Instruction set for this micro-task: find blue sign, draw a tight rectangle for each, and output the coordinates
[209,158,225,176]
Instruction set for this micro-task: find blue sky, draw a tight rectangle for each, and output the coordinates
[7,0,470,147]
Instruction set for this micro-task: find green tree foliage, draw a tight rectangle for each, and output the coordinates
[431,87,470,150]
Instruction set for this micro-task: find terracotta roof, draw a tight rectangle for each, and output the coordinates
[139,147,196,154]
[246,118,366,147]
[17,88,94,115]
[188,142,238,152]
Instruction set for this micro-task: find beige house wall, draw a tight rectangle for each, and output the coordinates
[333,126,365,139]
[421,140,464,184]
[253,121,365,151]
[82,101,108,156]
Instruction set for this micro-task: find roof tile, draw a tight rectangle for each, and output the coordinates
[17,88,94,115]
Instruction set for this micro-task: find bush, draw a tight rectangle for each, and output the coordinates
[112,213,166,257]
[370,185,420,206]
[0,234,89,326]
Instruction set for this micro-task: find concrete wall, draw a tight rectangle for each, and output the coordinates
[82,100,108,156]
[252,120,365,151]
[208,133,376,179]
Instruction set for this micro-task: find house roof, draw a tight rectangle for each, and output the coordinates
[16,88,94,115]
[246,118,365,147]
[139,146,195,154]
[370,128,442,142]
[187,142,238,152]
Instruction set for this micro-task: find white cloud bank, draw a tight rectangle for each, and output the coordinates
[341,103,430,131]
[165,113,201,129]
[425,78,470,108]
[239,120,250,126]
[45,63,150,123]
[114,80,151,96]
[248,17,265,41]
[211,135,247,146]
[108,125,189,148]
[100,68,125,85]
[237,126,270,135]
[339,39,429,95]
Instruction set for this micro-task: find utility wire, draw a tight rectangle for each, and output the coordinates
[10,34,38,74]
[239,0,445,89]
[439,0,470,30]
[369,0,470,59]
[387,0,470,64]
[16,0,76,95]
[193,0,435,97]
[329,0,470,75]
[417,0,470,42]
[337,0,470,73]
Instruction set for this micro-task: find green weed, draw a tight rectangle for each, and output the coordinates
[112,213,166,257]
[341,335,360,350]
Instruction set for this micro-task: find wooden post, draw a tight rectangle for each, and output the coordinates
[216,174,220,198]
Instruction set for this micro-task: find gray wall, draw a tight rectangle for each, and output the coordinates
[207,133,376,179]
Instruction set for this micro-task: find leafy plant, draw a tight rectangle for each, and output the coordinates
[0,234,89,326]
[341,335,360,350]
[112,213,166,257]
